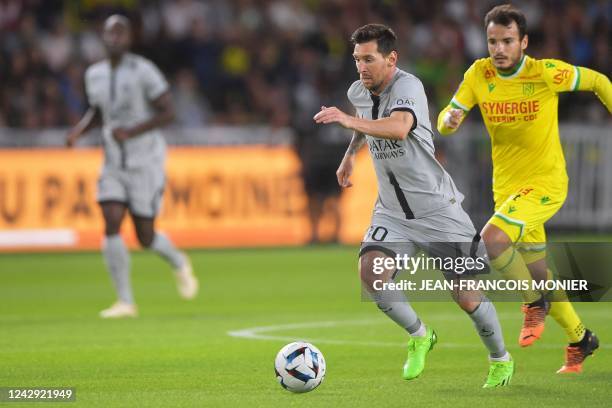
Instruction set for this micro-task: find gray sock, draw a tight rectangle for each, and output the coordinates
[372,289,423,335]
[468,299,507,358]
[102,234,133,304]
[150,233,185,269]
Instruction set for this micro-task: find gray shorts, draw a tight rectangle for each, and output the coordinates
[97,166,165,218]
[359,202,486,276]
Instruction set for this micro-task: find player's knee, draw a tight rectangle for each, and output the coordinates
[358,254,377,288]
[104,222,121,236]
[481,224,512,259]
[136,229,154,248]
[358,256,369,282]
[456,297,480,313]
[451,289,481,313]
[359,251,393,291]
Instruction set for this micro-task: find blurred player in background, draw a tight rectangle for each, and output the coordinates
[438,4,610,373]
[66,15,199,318]
[296,124,345,245]
[315,24,514,388]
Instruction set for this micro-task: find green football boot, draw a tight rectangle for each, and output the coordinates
[483,357,515,388]
[402,327,437,380]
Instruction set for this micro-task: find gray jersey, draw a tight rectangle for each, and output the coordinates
[347,68,464,220]
[85,53,169,169]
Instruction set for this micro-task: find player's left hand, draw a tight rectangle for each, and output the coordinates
[313,106,353,129]
[112,127,132,142]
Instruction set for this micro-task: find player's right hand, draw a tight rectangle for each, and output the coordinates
[336,155,355,188]
[443,108,464,129]
[66,131,80,148]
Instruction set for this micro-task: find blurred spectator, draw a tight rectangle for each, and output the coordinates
[0,0,22,32]
[39,18,73,72]
[267,0,316,34]
[173,68,212,127]
[162,0,208,40]
[79,27,106,64]
[0,0,609,130]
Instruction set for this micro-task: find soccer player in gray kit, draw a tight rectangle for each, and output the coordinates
[314,24,513,388]
[67,15,198,318]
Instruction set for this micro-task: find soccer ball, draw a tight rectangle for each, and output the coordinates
[274,341,326,393]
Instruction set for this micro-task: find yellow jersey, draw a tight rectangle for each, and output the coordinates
[437,55,611,197]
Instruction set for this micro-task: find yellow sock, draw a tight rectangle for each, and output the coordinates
[549,302,585,343]
[546,268,585,343]
[490,246,541,303]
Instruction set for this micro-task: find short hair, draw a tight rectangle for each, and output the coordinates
[484,4,527,39]
[350,24,397,56]
[104,14,131,31]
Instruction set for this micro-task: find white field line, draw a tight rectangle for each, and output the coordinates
[228,316,611,349]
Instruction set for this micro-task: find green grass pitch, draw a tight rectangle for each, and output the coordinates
[1,246,610,407]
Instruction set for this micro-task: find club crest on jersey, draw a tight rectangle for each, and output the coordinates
[488,83,496,93]
[522,83,535,96]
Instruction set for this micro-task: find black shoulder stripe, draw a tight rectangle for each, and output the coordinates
[390,107,417,132]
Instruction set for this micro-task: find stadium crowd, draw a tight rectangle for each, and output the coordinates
[0,0,609,130]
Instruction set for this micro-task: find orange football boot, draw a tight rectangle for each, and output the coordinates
[557,329,599,374]
[518,301,548,347]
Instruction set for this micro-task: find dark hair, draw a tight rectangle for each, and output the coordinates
[484,4,527,39]
[350,23,397,55]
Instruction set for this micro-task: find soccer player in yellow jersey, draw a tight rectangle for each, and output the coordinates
[437,4,611,374]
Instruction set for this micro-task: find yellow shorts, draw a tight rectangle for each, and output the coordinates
[487,185,567,261]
